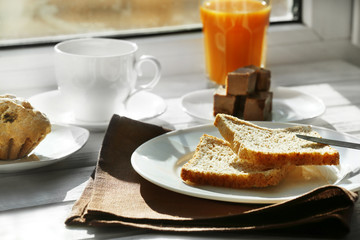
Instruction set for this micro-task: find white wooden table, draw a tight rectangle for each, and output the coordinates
[1,33,360,239]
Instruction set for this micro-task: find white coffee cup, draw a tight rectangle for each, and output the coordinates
[54,38,161,122]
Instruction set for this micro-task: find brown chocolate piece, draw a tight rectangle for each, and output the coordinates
[226,68,256,95]
[243,91,273,121]
[256,68,271,91]
[213,86,246,117]
[213,86,238,116]
[245,65,271,91]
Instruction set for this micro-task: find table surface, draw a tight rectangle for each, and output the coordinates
[1,56,360,239]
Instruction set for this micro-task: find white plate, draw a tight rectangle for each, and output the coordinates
[181,87,326,122]
[131,122,360,204]
[29,90,167,131]
[0,124,89,173]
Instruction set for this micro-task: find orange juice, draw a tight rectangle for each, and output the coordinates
[201,0,271,85]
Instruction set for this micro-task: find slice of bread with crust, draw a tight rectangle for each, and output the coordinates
[214,114,339,170]
[180,134,293,188]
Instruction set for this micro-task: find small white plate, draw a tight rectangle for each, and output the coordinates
[29,90,167,131]
[181,87,326,122]
[0,124,89,173]
[131,122,360,204]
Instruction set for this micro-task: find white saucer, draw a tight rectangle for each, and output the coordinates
[0,124,89,173]
[29,90,167,131]
[181,87,326,122]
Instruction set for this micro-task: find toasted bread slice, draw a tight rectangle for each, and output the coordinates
[214,114,339,169]
[180,134,293,188]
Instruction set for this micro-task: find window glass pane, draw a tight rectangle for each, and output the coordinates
[0,0,301,47]
[271,0,301,22]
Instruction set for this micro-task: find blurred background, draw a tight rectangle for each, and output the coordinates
[0,0,300,46]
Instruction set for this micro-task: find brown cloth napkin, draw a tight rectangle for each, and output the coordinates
[66,115,358,235]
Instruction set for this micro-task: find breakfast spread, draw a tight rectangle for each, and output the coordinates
[0,95,51,160]
[180,114,340,189]
[213,65,272,121]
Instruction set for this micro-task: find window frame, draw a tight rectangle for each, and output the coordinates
[352,0,360,47]
[1,0,359,92]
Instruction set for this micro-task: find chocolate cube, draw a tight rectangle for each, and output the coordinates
[226,68,256,95]
[245,65,271,91]
[256,68,271,91]
[213,86,245,116]
[243,91,273,121]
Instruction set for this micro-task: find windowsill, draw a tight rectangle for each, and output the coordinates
[1,23,360,94]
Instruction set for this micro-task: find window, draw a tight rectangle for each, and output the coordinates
[0,0,301,47]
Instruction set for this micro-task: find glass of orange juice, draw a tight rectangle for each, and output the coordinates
[200,0,271,85]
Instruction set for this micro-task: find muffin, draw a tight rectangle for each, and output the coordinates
[0,95,51,160]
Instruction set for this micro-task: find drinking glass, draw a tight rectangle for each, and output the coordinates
[200,0,271,85]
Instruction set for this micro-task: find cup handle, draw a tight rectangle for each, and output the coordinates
[131,55,161,96]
